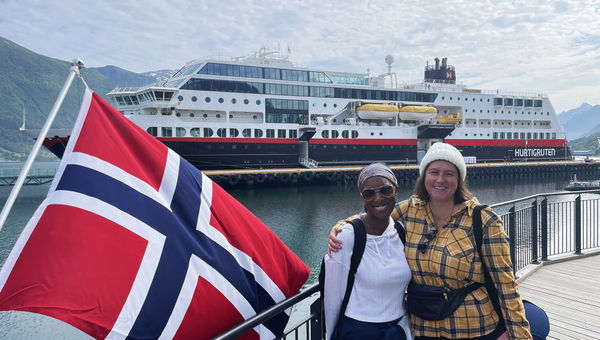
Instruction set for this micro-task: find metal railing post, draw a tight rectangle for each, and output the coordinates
[310,296,323,339]
[509,206,516,271]
[575,195,582,254]
[531,200,539,264]
[0,61,83,232]
[541,198,548,261]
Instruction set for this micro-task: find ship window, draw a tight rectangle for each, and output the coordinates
[146,127,158,136]
[178,95,184,101]
[175,113,181,117]
[527,132,532,139]
[266,129,275,138]
[321,130,329,138]
[229,114,233,119]
[255,129,263,138]
[289,129,298,138]
[190,128,200,137]
[230,128,239,137]
[176,127,186,137]
[500,132,505,139]
[534,100,542,107]
[504,98,513,106]
[204,128,214,137]
[190,113,194,117]
[192,96,197,102]
[205,97,211,103]
[242,128,251,137]
[278,129,286,138]
[494,98,503,105]
[216,114,221,118]
[493,132,498,139]
[161,127,172,137]
[256,100,261,105]
[352,131,359,138]
[331,130,339,138]
[524,99,533,107]
[218,98,224,103]
[552,133,556,139]
[217,128,226,137]
[232,98,237,104]
[458,97,460,100]
[342,130,349,138]
[244,99,249,104]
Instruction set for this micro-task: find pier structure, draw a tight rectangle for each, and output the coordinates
[214,189,600,340]
[205,160,600,188]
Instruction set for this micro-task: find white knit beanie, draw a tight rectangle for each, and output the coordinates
[419,143,467,180]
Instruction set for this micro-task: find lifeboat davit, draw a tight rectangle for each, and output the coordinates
[436,112,461,123]
[356,104,399,120]
[398,106,437,121]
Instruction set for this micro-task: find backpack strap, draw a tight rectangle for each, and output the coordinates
[393,220,406,245]
[473,204,505,324]
[329,218,367,338]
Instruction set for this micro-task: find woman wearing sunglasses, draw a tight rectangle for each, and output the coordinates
[328,143,531,340]
[323,163,413,340]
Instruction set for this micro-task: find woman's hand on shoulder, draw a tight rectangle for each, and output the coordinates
[327,218,351,256]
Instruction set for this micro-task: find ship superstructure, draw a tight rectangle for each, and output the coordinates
[44,50,568,169]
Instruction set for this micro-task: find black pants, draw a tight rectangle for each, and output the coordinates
[333,315,407,340]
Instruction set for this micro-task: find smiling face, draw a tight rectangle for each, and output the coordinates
[424,160,459,204]
[360,176,397,221]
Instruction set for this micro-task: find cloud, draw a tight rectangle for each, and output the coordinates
[0,0,599,112]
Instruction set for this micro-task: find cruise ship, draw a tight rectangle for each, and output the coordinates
[43,49,569,169]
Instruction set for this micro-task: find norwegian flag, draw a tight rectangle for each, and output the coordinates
[0,89,309,339]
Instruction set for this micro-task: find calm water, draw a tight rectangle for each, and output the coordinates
[0,161,576,339]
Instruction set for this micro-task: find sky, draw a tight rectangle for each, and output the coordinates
[1,0,599,113]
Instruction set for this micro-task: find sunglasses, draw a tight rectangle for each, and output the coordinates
[360,185,396,200]
[417,229,438,254]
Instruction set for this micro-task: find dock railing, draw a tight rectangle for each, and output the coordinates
[213,189,600,339]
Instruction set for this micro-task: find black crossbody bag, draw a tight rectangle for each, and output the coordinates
[406,212,484,320]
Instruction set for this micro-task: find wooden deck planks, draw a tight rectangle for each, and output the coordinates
[518,255,600,340]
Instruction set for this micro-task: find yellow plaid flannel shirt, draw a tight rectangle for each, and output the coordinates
[333,196,532,339]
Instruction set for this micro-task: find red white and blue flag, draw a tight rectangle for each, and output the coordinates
[0,89,309,339]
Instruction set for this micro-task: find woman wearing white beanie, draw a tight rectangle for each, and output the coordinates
[329,143,532,340]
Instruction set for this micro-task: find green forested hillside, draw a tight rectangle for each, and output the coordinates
[0,37,154,161]
[569,132,600,156]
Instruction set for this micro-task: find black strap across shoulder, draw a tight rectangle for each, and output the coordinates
[472,204,505,324]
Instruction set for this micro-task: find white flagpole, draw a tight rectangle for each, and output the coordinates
[0,60,85,232]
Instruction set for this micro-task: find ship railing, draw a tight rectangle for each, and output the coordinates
[399,80,547,98]
[213,190,600,339]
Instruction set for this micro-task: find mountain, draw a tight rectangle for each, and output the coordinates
[0,36,172,161]
[558,103,600,141]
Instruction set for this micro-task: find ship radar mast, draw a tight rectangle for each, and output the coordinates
[379,55,398,88]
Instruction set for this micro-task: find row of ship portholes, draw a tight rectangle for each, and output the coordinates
[178,95,262,106]
[464,108,550,115]
[177,95,338,109]
[452,131,557,139]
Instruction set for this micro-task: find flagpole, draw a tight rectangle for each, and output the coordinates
[0,60,85,232]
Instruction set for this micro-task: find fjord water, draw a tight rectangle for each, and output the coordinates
[0,161,573,339]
